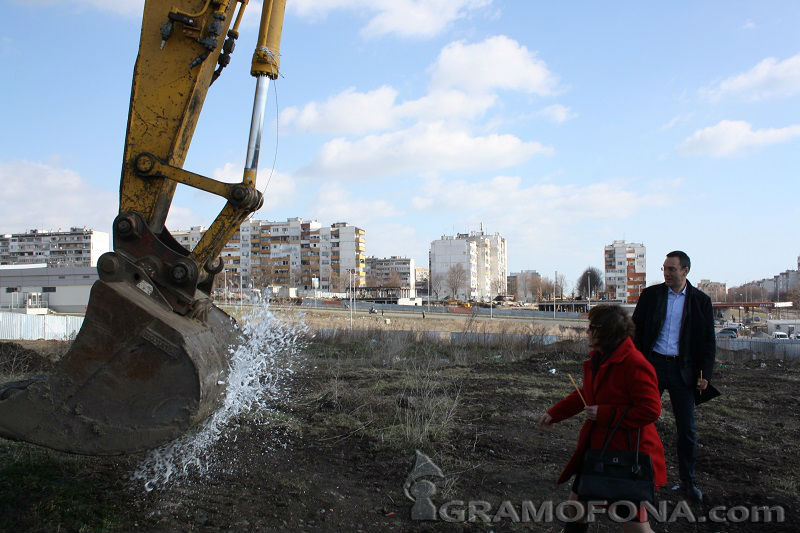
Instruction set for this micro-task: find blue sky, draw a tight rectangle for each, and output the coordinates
[1,1,798,291]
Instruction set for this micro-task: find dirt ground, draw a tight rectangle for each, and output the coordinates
[0,330,797,532]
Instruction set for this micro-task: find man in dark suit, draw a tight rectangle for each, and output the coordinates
[632,250,715,503]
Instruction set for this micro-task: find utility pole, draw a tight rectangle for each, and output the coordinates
[553,270,557,319]
[349,269,354,330]
[588,273,591,312]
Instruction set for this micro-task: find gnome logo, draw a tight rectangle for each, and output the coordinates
[403,450,445,520]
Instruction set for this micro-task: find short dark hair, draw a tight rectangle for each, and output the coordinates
[587,304,635,354]
[666,250,691,271]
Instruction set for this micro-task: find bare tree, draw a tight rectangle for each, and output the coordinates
[329,270,345,292]
[525,274,543,300]
[539,276,555,300]
[491,277,506,298]
[447,264,468,300]
[387,270,403,287]
[430,273,444,300]
[554,273,567,299]
[576,267,603,299]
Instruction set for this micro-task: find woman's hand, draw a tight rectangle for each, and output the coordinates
[538,413,554,428]
[583,405,598,420]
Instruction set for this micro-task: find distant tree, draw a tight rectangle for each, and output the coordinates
[539,276,555,300]
[491,277,506,298]
[555,272,567,299]
[447,264,468,300]
[576,267,603,299]
[728,283,766,303]
[365,273,379,287]
[387,270,403,287]
[787,288,800,311]
[430,273,444,300]
[329,270,344,292]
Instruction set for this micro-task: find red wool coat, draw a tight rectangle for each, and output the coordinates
[547,337,667,488]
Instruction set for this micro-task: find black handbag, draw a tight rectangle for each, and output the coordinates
[575,406,655,504]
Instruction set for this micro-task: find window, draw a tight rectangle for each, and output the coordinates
[42,286,56,293]
[5,287,18,293]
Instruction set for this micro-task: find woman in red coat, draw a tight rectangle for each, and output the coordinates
[540,304,666,533]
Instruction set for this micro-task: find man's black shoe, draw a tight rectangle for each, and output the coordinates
[682,481,703,503]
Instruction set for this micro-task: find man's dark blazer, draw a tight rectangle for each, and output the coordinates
[632,280,716,387]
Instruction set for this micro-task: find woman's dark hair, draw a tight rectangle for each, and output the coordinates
[587,304,635,354]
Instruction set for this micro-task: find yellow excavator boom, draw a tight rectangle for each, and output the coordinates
[0,0,286,455]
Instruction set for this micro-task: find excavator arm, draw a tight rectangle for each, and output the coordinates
[0,0,286,455]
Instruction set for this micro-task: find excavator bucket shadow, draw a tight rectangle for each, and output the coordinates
[0,279,238,455]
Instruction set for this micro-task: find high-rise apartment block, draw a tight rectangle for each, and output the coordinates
[171,218,366,291]
[604,240,646,303]
[365,256,416,293]
[430,231,507,301]
[0,228,110,268]
[319,222,366,290]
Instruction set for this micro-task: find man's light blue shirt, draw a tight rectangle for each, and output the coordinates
[652,284,686,356]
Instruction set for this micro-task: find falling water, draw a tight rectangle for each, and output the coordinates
[131,301,307,491]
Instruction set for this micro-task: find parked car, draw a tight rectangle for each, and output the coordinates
[772,331,789,339]
[717,329,738,339]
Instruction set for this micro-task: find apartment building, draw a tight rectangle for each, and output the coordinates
[508,270,542,301]
[604,240,646,303]
[245,218,365,291]
[697,279,727,301]
[430,231,507,301]
[319,222,366,291]
[365,256,416,294]
[171,225,207,251]
[0,228,109,268]
[169,218,366,291]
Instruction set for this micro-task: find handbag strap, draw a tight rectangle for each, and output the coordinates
[598,405,631,455]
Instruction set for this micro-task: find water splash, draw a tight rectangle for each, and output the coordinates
[131,301,307,491]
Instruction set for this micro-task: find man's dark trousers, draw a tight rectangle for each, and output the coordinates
[651,355,696,483]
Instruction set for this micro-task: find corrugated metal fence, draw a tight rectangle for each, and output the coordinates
[716,337,800,361]
[0,312,84,341]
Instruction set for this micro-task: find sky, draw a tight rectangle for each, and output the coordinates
[1,1,799,291]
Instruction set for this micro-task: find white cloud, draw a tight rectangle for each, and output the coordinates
[660,113,693,131]
[537,104,576,124]
[702,53,800,101]
[165,206,203,231]
[281,86,496,135]
[212,162,296,210]
[289,0,491,39]
[679,120,800,157]
[409,174,668,264]
[300,121,552,178]
[415,175,663,220]
[0,160,116,233]
[310,182,402,222]
[280,86,400,135]
[742,19,757,30]
[429,35,559,96]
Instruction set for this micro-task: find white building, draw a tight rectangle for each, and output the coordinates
[430,231,507,301]
[170,218,366,292]
[319,222,366,291]
[604,240,646,303]
[0,228,110,268]
[171,225,207,251]
[365,256,416,295]
[0,264,98,314]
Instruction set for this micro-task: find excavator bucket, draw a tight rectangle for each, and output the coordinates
[0,279,238,455]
